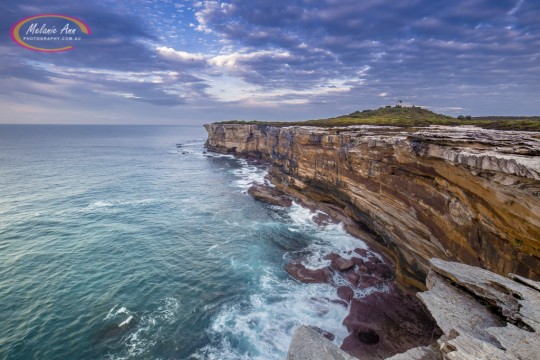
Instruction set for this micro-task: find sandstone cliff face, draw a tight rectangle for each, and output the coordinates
[204,123,540,287]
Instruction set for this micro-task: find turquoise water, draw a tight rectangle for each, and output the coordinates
[0,125,372,359]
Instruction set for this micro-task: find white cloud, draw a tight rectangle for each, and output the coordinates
[156,46,206,63]
[208,50,292,68]
[204,73,352,105]
[156,46,296,70]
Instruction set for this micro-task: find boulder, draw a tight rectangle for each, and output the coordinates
[337,286,354,303]
[345,272,360,286]
[354,248,368,257]
[247,184,293,207]
[323,253,341,261]
[286,263,330,284]
[331,257,355,272]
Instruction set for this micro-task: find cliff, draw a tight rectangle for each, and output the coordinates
[204,123,540,288]
[287,258,540,360]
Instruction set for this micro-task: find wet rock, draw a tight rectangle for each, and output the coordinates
[313,212,337,226]
[354,248,368,257]
[345,272,360,286]
[309,326,336,341]
[372,263,393,280]
[368,255,382,264]
[337,286,354,303]
[351,257,364,267]
[323,253,340,261]
[247,184,293,207]
[364,261,378,273]
[331,257,355,272]
[331,299,349,308]
[357,275,384,289]
[341,287,441,360]
[286,263,330,284]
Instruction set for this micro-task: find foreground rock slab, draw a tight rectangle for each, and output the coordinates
[287,325,356,360]
[408,258,540,359]
[287,258,540,359]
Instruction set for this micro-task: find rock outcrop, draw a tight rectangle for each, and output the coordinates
[205,123,540,288]
[287,325,356,360]
[402,258,540,359]
[285,247,441,359]
[287,259,540,360]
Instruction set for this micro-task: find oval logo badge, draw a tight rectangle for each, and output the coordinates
[11,14,91,52]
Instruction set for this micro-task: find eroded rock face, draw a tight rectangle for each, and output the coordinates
[205,123,540,287]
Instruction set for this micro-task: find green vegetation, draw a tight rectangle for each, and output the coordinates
[219,106,540,131]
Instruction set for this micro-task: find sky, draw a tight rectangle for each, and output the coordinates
[0,0,539,124]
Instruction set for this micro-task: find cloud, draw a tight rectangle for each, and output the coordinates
[156,46,206,63]
[208,49,292,68]
[1,0,539,124]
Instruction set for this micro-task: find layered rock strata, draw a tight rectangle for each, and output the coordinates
[391,258,540,359]
[205,123,540,288]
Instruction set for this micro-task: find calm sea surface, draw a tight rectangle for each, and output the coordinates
[0,125,371,359]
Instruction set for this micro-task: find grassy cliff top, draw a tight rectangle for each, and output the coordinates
[218,106,540,131]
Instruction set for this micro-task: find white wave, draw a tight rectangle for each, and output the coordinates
[283,202,372,268]
[203,152,235,159]
[103,299,179,359]
[155,297,180,324]
[286,202,316,227]
[118,315,134,327]
[180,142,205,147]
[93,200,114,208]
[193,267,349,360]
[229,159,270,193]
[192,193,384,359]
[104,305,129,321]
[86,199,160,212]
[195,196,389,359]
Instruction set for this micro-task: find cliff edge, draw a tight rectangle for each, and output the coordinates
[204,123,540,288]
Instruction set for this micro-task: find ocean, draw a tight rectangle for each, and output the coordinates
[0,125,372,359]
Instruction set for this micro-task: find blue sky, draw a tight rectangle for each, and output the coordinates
[0,0,539,124]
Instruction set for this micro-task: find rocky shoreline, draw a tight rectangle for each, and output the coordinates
[205,123,540,286]
[248,182,441,358]
[204,123,540,359]
[287,258,540,360]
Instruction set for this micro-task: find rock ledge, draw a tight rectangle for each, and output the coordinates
[287,259,540,359]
